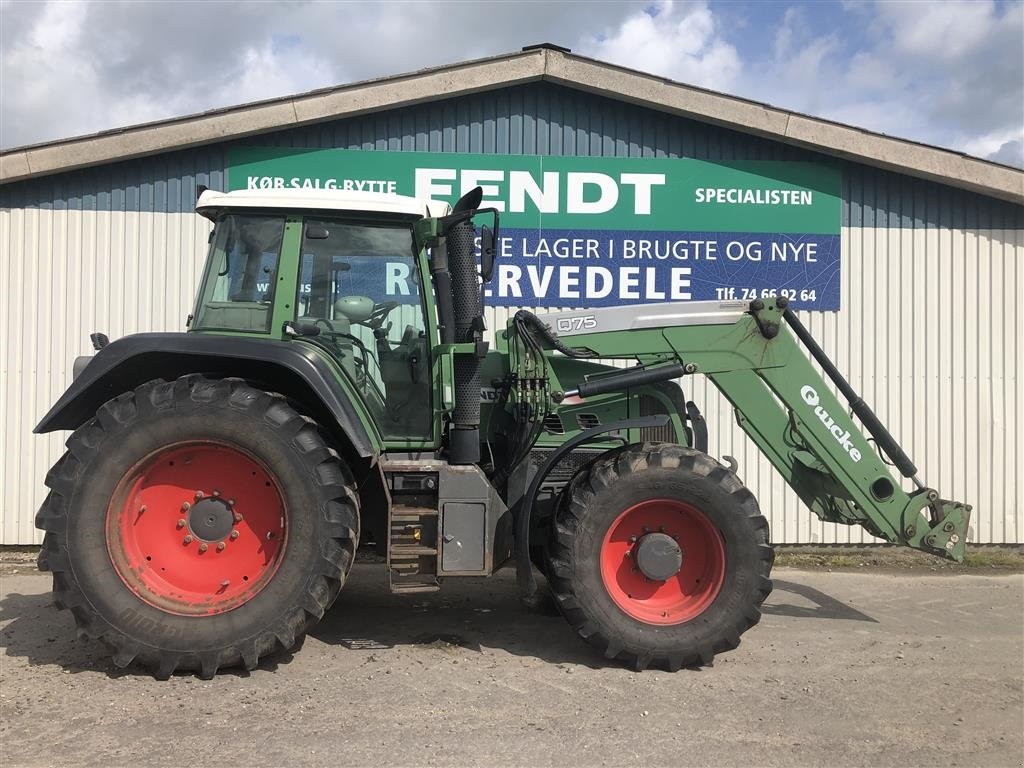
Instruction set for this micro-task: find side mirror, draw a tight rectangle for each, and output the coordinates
[480,225,496,283]
[283,320,321,338]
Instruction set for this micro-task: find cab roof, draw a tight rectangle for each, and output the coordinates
[195,188,450,220]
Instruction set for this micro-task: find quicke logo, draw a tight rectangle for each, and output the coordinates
[800,385,862,462]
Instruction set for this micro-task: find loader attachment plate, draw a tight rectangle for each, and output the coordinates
[913,499,972,562]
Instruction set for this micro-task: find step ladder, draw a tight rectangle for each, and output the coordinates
[383,462,443,593]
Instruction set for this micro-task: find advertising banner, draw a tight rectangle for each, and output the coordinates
[228,147,842,309]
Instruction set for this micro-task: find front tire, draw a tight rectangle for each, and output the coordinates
[36,375,359,678]
[546,443,773,671]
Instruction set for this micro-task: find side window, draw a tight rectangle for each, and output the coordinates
[298,219,432,441]
[193,215,285,332]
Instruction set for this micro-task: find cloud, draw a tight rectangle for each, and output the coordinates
[579,1,742,91]
[728,0,1024,167]
[0,1,637,148]
[987,139,1024,168]
[0,0,1020,169]
[0,1,337,147]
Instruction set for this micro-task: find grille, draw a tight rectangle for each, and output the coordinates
[576,413,601,430]
[638,395,677,442]
[543,413,565,434]
[529,449,606,483]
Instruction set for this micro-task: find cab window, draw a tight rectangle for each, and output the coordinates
[193,214,285,332]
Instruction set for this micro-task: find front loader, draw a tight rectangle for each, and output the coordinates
[34,186,971,677]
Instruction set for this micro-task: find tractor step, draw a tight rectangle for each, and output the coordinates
[385,469,441,593]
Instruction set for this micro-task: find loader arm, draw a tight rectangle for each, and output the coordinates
[528,299,971,561]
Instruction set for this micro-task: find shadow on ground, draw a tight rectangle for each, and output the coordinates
[0,565,875,678]
[765,579,876,622]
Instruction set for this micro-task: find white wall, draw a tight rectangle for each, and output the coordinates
[1,206,1021,544]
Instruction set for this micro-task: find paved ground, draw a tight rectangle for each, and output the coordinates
[1,565,1021,768]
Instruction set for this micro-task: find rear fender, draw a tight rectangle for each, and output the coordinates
[34,333,381,461]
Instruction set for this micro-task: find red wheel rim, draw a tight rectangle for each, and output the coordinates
[600,498,725,625]
[106,441,287,616]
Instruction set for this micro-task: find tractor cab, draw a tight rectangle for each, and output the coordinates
[192,188,450,444]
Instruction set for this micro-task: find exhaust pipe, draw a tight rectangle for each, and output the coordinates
[445,191,486,464]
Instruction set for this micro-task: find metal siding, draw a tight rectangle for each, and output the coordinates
[0,207,212,545]
[1,80,1021,544]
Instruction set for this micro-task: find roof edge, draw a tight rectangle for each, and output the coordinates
[0,49,546,184]
[1,47,1021,205]
[543,51,1024,204]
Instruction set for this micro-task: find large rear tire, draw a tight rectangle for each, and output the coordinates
[546,443,773,671]
[36,375,359,678]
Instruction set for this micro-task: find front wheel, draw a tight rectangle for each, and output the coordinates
[36,376,360,678]
[546,443,773,671]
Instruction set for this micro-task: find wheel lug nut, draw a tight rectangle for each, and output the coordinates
[176,519,186,529]
[198,543,208,553]
[628,536,637,543]
[233,512,243,523]
[183,535,193,545]
[642,526,650,533]
[227,499,236,507]
[220,580,230,588]
[213,490,221,497]
[230,530,239,540]
[195,491,204,500]
[216,542,225,552]
[181,502,191,511]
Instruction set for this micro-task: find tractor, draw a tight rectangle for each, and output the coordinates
[34,185,971,678]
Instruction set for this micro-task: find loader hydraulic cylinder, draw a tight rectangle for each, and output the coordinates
[562,363,688,400]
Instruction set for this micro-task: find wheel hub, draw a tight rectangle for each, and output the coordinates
[634,532,683,581]
[188,497,234,542]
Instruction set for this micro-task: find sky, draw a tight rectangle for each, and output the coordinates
[1,0,1022,167]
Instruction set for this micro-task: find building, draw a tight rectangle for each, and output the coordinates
[2,44,1022,546]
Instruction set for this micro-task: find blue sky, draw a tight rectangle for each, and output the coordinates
[1,0,1021,166]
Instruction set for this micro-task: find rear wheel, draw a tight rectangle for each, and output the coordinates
[36,375,359,678]
[546,443,773,671]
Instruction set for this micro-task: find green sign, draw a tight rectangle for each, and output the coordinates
[228,147,839,234]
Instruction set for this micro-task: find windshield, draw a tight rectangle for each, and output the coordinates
[193,214,285,332]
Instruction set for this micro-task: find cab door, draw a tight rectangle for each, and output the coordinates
[297,216,435,444]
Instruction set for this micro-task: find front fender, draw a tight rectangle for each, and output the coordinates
[34,333,380,458]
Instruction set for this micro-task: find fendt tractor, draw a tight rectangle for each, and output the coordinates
[34,185,971,678]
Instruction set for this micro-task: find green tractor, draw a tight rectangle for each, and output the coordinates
[35,186,971,678]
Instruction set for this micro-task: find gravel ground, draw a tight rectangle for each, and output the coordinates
[1,564,1021,768]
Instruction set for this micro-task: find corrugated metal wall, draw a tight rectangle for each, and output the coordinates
[2,82,1022,545]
